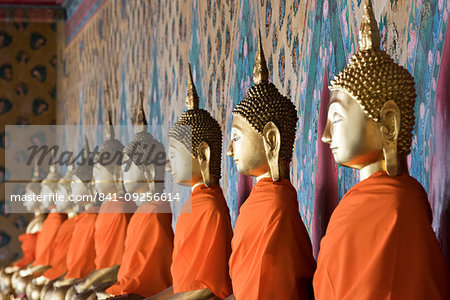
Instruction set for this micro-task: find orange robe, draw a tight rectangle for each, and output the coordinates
[42,217,76,280]
[313,171,450,300]
[33,213,67,266]
[106,202,174,297]
[65,206,99,279]
[229,178,316,300]
[14,232,39,268]
[94,199,135,269]
[171,184,233,299]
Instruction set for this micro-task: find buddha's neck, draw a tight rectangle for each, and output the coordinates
[359,160,385,181]
[192,182,202,191]
[256,160,290,182]
[256,173,271,182]
[68,211,78,218]
[191,176,219,191]
[359,155,409,181]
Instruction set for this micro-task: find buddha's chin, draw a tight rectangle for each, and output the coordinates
[234,162,246,175]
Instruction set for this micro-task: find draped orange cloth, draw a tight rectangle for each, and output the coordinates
[33,213,67,266]
[94,199,136,269]
[313,171,450,300]
[171,184,233,299]
[65,206,99,279]
[106,202,174,297]
[229,178,316,300]
[13,232,39,268]
[42,216,76,280]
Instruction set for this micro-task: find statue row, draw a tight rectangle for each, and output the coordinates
[0,1,448,299]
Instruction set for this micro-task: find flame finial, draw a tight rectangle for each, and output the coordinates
[358,0,381,51]
[186,63,199,110]
[136,91,148,131]
[253,29,269,84]
[105,108,115,140]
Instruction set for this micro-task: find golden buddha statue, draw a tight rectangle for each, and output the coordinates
[227,31,298,182]
[96,93,171,300]
[92,110,125,196]
[70,111,129,300]
[226,30,316,299]
[0,163,46,297]
[23,163,47,232]
[39,165,63,213]
[313,1,449,299]
[147,64,233,300]
[15,166,62,299]
[167,65,222,188]
[42,141,96,300]
[321,0,415,179]
[39,164,79,300]
[51,139,97,300]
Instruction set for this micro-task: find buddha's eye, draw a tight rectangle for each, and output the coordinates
[233,136,241,142]
[332,112,343,125]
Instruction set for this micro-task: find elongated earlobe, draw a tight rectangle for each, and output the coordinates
[197,142,211,186]
[262,122,281,181]
[144,164,156,191]
[380,100,400,176]
[113,166,125,196]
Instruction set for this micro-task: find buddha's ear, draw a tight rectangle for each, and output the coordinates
[196,141,211,187]
[262,121,281,181]
[380,100,400,176]
[144,164,155,190]
[113,165,125,196]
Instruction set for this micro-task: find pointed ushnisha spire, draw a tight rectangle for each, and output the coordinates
[105,108,115,140]
[186,63,199,110]
[49,164,58,173]
[253,29,269,84]
[84,135,90,162]
[136,91,148,131]
[358,0,381,51]
[32,161,39,180]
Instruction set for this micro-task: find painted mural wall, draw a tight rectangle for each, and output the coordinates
[58,0,449,234]
[0,6,62,265]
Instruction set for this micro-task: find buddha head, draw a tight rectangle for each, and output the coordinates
[55,164,75,213]
[227,30,298,181]
[93,110,125,195]
[71,136,95,210]
[40,165,61,211]
[122,92,165,204]
[23,162,42,213]
[322,0,416,177]
[167,64,222,187]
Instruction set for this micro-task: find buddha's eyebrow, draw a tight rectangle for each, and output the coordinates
[328,97,343,108]
[231,122,243,130]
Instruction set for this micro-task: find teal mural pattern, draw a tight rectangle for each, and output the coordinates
[59,0,450,234]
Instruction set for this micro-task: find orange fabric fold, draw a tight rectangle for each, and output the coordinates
[65,206,99,279]
[171,184,233,299]
[33,213,67,266]
[14,232,39,268]
[313,171,450,300]
[94,199,136,269]
[42,217,77,280]
[106,202,174,297]
[229,178,316,300]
